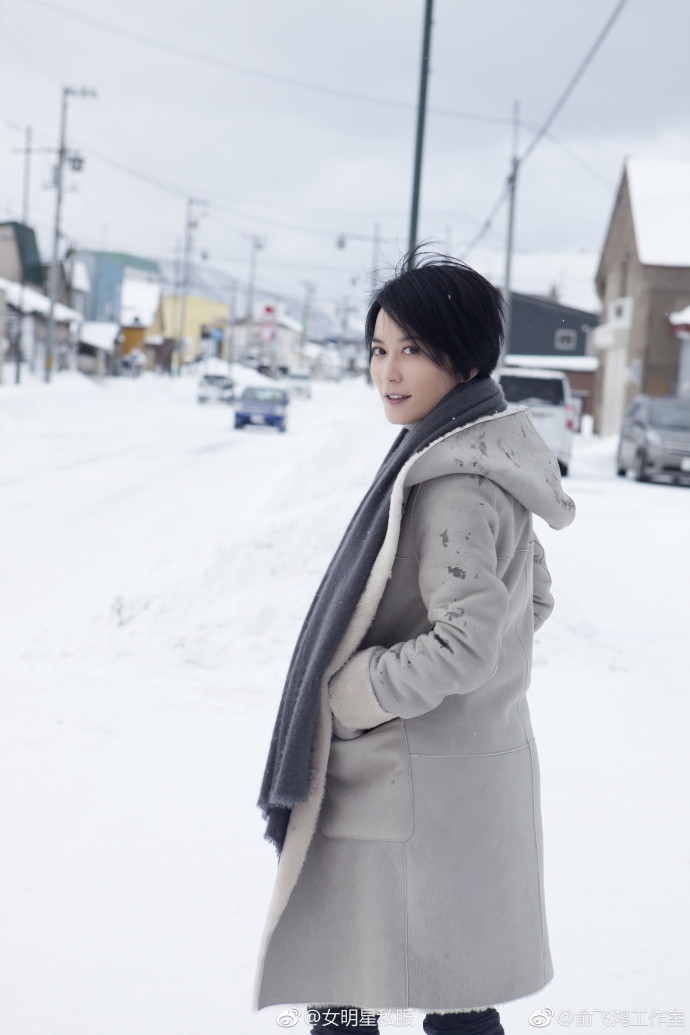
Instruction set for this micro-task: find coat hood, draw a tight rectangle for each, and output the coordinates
[403,407,575,530]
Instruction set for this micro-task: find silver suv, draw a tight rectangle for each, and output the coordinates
[616,395,690,483]
[495,367,574,476]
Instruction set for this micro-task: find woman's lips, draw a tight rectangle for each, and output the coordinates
[384,393,410,405]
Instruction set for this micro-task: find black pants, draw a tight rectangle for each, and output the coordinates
[308,1004,505,1035]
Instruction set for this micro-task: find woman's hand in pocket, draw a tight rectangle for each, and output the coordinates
[331,715,364,740]
[327,647,398,731]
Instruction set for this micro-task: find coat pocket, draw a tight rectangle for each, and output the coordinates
[319,719,413,841]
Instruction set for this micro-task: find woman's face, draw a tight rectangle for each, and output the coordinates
[370,309,466,424]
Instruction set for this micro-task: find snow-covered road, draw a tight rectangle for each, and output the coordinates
[1,371,688,1034]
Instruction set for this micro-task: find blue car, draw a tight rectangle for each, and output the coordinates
[234,386,289,432]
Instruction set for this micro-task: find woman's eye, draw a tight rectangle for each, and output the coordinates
[403,345,420,355]
[371,346,385,356]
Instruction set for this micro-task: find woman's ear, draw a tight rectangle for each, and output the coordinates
[458,368,479,383]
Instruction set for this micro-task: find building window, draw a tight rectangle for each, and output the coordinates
[620,255,629,296]
[555,329,577,351]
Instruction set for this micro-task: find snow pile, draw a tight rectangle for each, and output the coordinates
[1,370,688,1032]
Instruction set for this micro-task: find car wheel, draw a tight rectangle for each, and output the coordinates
[278,421,287,433]
[558,460,568,477]
[633,450,649,482]
[235,418,244,430]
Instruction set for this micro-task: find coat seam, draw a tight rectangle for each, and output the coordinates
[527,740,549,985]
[408,739,534,759]
[403,839,410,1008]
[402,719,411,1007]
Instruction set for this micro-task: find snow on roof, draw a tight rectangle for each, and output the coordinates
[502,354,599,373]
[627,158,690,267]
[68,259,90,294]
[120,277,161,327]
[0,275,82,323]
[278,313,302,334]
[669,304,690,327]
[79,322,120,351]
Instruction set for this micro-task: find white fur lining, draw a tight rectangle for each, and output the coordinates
[328,646,396,729]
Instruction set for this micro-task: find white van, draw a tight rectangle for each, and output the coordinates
[494,367,574,476]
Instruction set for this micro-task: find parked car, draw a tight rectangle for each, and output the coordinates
[494,367,574,476]
[285,371,312,399]
[616,395,690,483]
[234,386,289,432]
[197,372,234,404]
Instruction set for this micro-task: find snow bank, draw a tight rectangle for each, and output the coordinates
[1,370,687,1032]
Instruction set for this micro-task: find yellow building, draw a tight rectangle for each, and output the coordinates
[150,294,229,364]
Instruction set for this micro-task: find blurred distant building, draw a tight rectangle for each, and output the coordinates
[40,249,91,316]
[76,251,161,325]
[592,158,690,435]
[669,304,690,399]
[504,291,599,422]
[73,250,162,372]
[150,293,230,370]
[0,222,44,288]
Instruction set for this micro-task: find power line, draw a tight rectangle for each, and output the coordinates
[460,0,629,259]
[542,131,616,190]
[519,0,630,165]
[16,0,520,127]
[76,146,398,244]
[458,185,508,260]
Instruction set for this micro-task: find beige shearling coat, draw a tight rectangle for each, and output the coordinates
[254,407,575,1013]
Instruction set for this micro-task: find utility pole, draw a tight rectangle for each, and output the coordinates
[45,86,96,383]
[501,100,520,362]
[15,125,32,384]
[370,221,381,296]
[408,0,434,262]
[226,278,238,366]
[366,222,382,384]
[300,280,316,357]
[245,235,264,357]
[176,197,206,374]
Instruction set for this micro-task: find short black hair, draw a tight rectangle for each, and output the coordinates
[365,251,505,381]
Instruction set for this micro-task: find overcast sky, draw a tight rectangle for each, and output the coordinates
[1,0,689,322]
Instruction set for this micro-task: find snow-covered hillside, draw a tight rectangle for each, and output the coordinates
[1,371,687,1034]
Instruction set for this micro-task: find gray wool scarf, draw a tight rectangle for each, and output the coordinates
[258,376,506,853]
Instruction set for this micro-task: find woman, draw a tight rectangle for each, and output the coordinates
[255,255,575,1035]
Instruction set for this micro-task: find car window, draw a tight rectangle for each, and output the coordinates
[242,387,286,402]
[498,375,564,406]
[625,401,642,423]
[202,375,231,385]
[648,401,690,431]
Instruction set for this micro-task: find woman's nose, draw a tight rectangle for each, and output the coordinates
[382,355,402,382]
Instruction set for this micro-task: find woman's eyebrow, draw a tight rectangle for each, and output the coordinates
[371,335,420,345]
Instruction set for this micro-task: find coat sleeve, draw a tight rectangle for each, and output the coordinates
[328,474,510,728]
[532,532,554,632]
